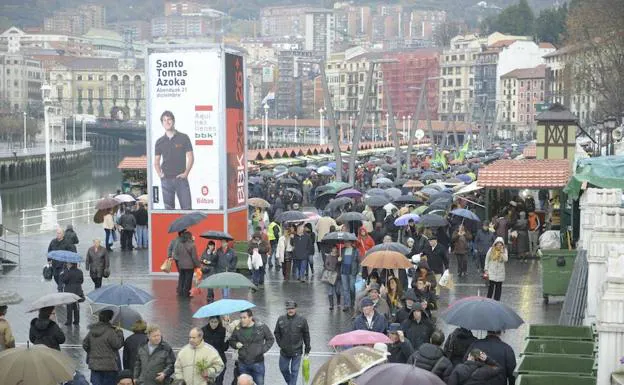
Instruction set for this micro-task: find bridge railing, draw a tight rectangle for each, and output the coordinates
[20,199,99,235]
[0,226,20,268]
[0,141,90,158]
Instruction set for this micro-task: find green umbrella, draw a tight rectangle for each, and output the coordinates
[0,343,76,385]
[198,272,256,289]
[413,205,429,215]
[324,181,352,192]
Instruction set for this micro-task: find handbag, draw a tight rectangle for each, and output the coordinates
[320,269,338,285]
[103,268,110,278]
[161,258,173,273]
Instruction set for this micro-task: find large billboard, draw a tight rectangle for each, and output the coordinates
[148,51,222,210]
[225,53,246,209]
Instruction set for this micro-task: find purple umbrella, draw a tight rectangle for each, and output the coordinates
[337,188,363,199]
[456,174,473,184]
[394,213,421,226]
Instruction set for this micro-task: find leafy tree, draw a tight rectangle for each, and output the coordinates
[535,4,567,45]
[434,20,462,47]
[480,0,535,36]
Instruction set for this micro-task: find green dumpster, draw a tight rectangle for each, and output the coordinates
[526,324,595,341]
[521,339,596,358]
[515,355,596,377]
[233,241,250,275]
[540,249,577,304]
[517,374,596,385]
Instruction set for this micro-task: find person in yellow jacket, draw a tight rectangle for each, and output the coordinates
[175,327,224,385]
[267,219,282,270]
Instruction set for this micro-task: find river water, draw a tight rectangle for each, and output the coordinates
[0,145,146,230]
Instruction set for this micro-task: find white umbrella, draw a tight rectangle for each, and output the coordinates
[137,194,148,203]
[115,194,136,203]
[26,293,81,312]
[383,203,398,216]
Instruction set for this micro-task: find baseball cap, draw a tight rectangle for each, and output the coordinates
[361,297,374,308]
[285,300,297,309]
[388,323,401,333]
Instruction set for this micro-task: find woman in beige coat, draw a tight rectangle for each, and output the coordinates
[484,237,508,301]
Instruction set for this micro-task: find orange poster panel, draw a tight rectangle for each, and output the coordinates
[228,209,249,242]
[150,212,224,273]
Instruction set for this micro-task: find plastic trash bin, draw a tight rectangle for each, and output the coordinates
[515,355,596,377]
[526,324,595,341]
[233,241,250,274]
[521,339,596,358]
[540,249,577,304]
[516,374,596,385]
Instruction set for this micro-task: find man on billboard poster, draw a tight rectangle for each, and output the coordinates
[154,110,194,210]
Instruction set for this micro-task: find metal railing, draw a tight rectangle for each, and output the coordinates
[0,226,21,267]
[20,199,99,235]
[0,141,90,158]
[559,248,588,326]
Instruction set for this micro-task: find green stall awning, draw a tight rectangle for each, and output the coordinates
[564,155,624,199]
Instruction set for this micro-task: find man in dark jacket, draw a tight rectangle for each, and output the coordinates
[119,209,137,251]
[249,230,270,287]
[291,225,313,282]
[400,304,434,351]
[274,301,311,385]
[60,262,84,325]
[29,306,65,350]
[448,349,504,385]
[83,309,125,385]
[394,290,419,324]
[384,208,400,241]
[353,298,388,333]
[444,327,477,366]
[387,323,413,364]
[133,202,149,249]
[230,309,275,385]
[425,236,449,295]
[467,331,516,385]
[123,320,148,373]
[370,222,386,245]
[48,227,76,291]
[474,221,496,272]
[407,330,453,383]
[134,324,175,385]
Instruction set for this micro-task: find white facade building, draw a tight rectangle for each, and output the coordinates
[304,10,335,60]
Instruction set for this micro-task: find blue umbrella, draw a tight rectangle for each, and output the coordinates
[87,283,153,306]
[317,166,334,176]
[394,213,421,226]
[47,250,82,263]
[327,161,337,169]
[193,299,256,318]
[450,208,481,222]
[456,174,473,184]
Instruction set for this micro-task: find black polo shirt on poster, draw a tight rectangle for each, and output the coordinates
[155,130,193,178]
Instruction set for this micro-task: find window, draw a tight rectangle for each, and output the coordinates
[77,75,82,81]
[6,68,9,75]
[99,75,104,81]
[88,89,93,99]
[520,81,524,87]
[451,55,457,61]
[455,67,461,75]
[88,74,93,81]
[455,79,461,86]
[359,73,364,81]
[98,87,104,99]
[469,78,473,86]
[77,88,83,99]
[460,54,465,61]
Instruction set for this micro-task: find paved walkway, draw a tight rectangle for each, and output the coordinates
[0,141,90,159]
[0,223,561,383]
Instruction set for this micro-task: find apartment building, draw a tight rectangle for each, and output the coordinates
[44,4,106,36]
[260,6,310,38]
[304,10,335,60]
[0,52,43,113]
[276,49,314,119]
[500,65,547,139]
[0,27,93,57]
[164,1,205,16]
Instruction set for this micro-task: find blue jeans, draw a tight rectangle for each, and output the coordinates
[341,274,355,307]
[90,371,117,385]
[252,268,262,286]
[161,177,192,210]
[136,225,148,248]
[239,362,265,385]
[295,259,307,280]
[279,354,302,385]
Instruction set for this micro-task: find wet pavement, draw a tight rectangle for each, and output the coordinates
[0,223,561,383]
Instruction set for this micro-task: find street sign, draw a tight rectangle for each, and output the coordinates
[535,103,551,113]
[414,129,425,140]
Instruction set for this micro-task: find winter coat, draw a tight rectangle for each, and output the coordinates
[60,266,84,298]
[407,343,453,383]
[447,358,505,385]
[65,226,79,245]
[340,247,361,276]
[202,323,228,362]
[474,229,496,256]
[229,322,275,364]
[215,248,237,273]
[274,314,311,357]
[494,217,508,239]
[134,340,176,385]
[400,314,434,350]
[354,295,391,320]
[444,327,477,366]
[119,212,137,231]
[387,339,414,364]
[316,217,336,242]
[82,322,125,371]
[291,233,313,260]
[468,336,516,385]
[175,234,199,270]
[133,207,149,226]
[276,234,293,263]
[29,317,65,350]
[352,311,388,334]
[324,250,341,272]
[86,246,109,278]
[356,235,375,262]
[248,237,270,257]
[103,213,116,230]
[123,332,148,372]
[0,318,15,351]
[514,218,530,254]
[426,244,449,274]
[175,341,224,385]
[452,230,472,255]
[484,239,508,282]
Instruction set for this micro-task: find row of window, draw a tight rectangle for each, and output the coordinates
[441,67,474,75]
[75,74,143,82]
[444,53,477,62]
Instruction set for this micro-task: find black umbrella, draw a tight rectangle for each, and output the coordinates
[277,210,308,223]
[314,192,338,210]
[404,169,421,176]
[453,165,470,173]
[199,231,234,241]
[394,178,409,187]
[428,191,453,203]
[355,363,446,385]
[419,214,449,228]
[393,195,420,205]
[364,195,390,207]
[337,212,367,223]
[366,242,411,256]
[366,188,388,196]
[315,185,334,195]
[286,188,303,199]
[322,231,358,243]
[429,197,453,209]
[168,212,208,233]
[288,166,309,175]
[440,296,524,330]
[258,170,273,177]
[280,178,300,186]
[326,197,354,211]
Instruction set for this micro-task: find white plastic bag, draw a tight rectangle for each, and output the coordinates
[539,230,560,250]
[439,269,451,288]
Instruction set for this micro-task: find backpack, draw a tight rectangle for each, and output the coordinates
[43,264,53,280]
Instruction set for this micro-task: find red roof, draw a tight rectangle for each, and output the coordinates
[118,156,147,170]
[477,159,571,189]
[523,143,536,158]
[539,42,556,49]
[489,39,517,48]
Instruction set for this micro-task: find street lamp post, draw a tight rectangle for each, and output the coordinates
[40,84,57,231]
[385,113,390,142]
[402,116,406,140]
[72,115,76,148]
[371,113,375,143]
[604,116,618,156]
[408,115,412,140]
[596,127,602,156]
[263,103,269,149]
[23,111,27,153]
[294,115,298,142]
[319,108,325,145]
[349,115,354,142]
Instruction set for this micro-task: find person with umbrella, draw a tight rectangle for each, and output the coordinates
[484,237,509,301]
[83,309,125,385]
[383,208,400,241]
[0,305,15,351]
[443,327,477,367]
[48,227,77,291]
[133,201,149,249]
[339,240,361,313]
[119,207,137,252]
[267,216,282,270]
[273,300,311,385]
[386,323,413,364]
[323,245,342,310]
[276,224,295,281]
[214,241,237,297]
[86,239,110,289]
[407,329,453,382]
[123,319,148,373]
[356,226,375,280]
[447,348,504,385]
[200,241,218,302]
[291,224,313,283]
[474,221,496,273]
[452,224,473,277]
[202,317,228,385]
[134,324,176,385]
[425,235,448,296]
[103,209,116,252]
[466,331,516,385]
[175,327,224,385]
[174,231,199,298]
[248,231,269,288]
[29,306,65,350]
[60,262,84,326]
[353,298,388,334]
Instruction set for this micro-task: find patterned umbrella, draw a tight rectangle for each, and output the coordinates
[248,197,270,208]
[403,180,424,189]
[312,346,388,385]
[0,344,76,385]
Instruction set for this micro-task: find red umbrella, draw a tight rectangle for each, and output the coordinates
[328,330,391,347]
